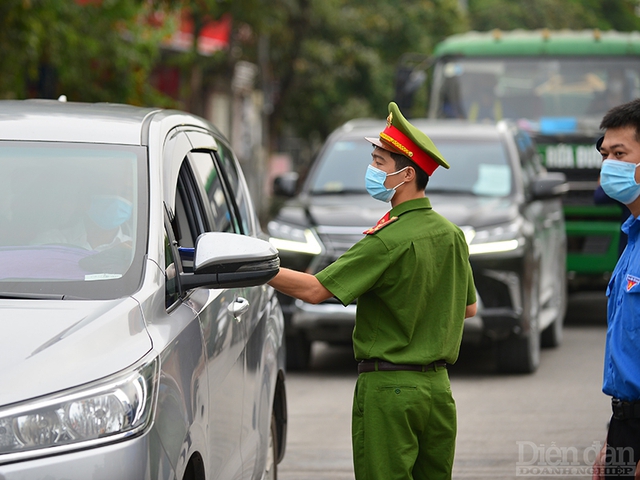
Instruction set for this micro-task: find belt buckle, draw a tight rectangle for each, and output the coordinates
[612,398,628,420]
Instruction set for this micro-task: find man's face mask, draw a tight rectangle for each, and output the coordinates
[365,165,408,202]
[600,159,640,205]
[88,195,133,230]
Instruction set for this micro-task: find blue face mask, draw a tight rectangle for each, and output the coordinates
[365,165,408,202]
[88,195,133,230]
[600,159,640,204]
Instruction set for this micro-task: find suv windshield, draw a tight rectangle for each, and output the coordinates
[309,137,512,197]
[432,57,640,123]
[0,142,147,299]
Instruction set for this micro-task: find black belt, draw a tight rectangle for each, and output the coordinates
[612,398,640,420]
[357,359,447,375]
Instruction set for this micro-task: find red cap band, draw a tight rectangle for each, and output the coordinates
[379,125,439,175]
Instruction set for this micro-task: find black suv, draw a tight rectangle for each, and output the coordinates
[269,119,567,373]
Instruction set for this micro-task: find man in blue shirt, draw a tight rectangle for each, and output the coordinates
[593,98,640,480]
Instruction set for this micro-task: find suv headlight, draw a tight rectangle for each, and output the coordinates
[464,220,524,255]
[267,221,323,255]
[0,357,158,464]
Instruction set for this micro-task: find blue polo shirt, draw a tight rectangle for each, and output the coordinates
[603,214,640,401]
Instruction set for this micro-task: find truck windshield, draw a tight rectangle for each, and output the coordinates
[431,57,640,127]
[0,142,148,299]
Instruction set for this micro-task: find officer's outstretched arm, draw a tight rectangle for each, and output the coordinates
[268,267,333,305]
[465,302,477,319]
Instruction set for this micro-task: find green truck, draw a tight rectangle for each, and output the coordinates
[398,29,640,289]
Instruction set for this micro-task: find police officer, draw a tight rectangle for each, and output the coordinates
[268,102,477,480]
[592,98,640,480]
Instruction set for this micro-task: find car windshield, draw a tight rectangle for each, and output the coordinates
[0,142,147,300]
[309,137,512,197]
[431,57,640,126]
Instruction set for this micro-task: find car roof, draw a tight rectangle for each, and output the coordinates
[0,99,161,145]
[332,118,510,142]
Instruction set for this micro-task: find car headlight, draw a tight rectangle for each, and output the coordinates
[267,221,323,255]
[464,220,524,255]
[0,357,158,464]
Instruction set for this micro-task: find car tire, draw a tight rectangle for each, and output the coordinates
[286,332,311,371]
[264,413,278,480]
[496,271,540,374]
[541,255,567,348]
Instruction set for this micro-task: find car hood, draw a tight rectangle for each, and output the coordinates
[286,192,517,230]
[0,297,152,407]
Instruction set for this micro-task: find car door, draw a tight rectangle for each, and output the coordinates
[166,130,246,480]
[185,133,274,479]
[517,132,564,316]
[212,142,275,480]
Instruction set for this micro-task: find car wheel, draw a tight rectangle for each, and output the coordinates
[541,256,567,348]
[264,413,278,480]
[496,272,540,374]
[286,331,311,371]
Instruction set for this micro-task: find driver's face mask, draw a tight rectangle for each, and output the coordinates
[88,195,133,230]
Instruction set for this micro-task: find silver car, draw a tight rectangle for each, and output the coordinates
[0,100,287,479]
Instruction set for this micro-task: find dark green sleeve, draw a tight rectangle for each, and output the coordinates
[315,236,390,307]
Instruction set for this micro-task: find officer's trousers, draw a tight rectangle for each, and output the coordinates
[352,365,456,480]
[605,416,640,479]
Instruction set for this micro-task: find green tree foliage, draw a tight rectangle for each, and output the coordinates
[260,0,466,143]
[467,0,640,32]
[0,0,173,104]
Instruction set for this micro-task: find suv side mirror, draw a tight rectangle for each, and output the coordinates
[273,172,299,197]
[532,171,568,199]
[179,232,280,290]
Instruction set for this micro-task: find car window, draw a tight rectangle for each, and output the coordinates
[215,143,255,235]
[189,151,241,234]
[310,137,513,197]
[428,139,513,196]
[515,131,540,190]
[310,140,371,193]
[0,141,147,299]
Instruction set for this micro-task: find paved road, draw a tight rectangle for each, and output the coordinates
[278,291,611,480]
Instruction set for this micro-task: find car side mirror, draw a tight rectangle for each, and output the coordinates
[178,232,280,291]
[531,171,568,199]
[273,172,299,197]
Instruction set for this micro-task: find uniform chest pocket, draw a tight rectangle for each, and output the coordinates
[622,274,640,333]
[623,275,640,294]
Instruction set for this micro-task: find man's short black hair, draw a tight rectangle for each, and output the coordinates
[390,151,430,191]
[600,98,640,142]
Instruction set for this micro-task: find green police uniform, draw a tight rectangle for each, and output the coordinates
[314,102,476,480]
[316,198,475,480]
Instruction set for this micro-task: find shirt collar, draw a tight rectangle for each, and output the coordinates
[622,214,640,236]
[389,197,432,218]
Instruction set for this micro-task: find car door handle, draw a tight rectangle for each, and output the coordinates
[228,297,250,319]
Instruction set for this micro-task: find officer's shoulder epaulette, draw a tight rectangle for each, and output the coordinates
[363,214,399,235]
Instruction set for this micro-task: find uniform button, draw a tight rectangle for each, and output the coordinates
[395,389,401,395]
